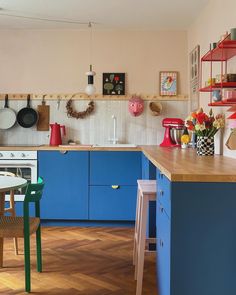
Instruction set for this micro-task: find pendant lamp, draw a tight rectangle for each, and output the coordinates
[85,22,96,96]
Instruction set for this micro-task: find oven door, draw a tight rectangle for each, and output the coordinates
[0,160,37,201]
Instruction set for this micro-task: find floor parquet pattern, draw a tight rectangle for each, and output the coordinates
[0,227,156,294]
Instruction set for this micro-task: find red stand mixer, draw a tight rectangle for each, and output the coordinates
[49,123,66,146]
[160,118,184,147]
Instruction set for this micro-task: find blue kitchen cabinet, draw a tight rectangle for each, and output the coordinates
[90,151,141,185]
[156,168,236,295]
[90,185,137,220]
[142,153,156,239]
[142,153,156,180]
[89,151,141,220]
[38,151,89,220]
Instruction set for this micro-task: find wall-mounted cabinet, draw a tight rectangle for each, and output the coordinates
[200,35,236,106]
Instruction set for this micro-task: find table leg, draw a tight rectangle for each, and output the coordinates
[0,192,5,267]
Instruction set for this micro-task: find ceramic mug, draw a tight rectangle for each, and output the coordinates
[212,90,222,102]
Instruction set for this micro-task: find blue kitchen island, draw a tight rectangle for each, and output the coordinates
[142,145,236,295]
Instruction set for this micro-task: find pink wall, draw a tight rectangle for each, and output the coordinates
[188,0,236,157]
[0,30,187,94]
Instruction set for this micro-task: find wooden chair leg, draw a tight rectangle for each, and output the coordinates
[10,190,18,255]
[24,231,31,292]
[36,226,42,272]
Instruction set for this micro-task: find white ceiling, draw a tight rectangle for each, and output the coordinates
[0,0,209,30]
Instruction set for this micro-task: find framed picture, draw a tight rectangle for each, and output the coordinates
[103,73,125,95]
[189,45,200,111]
[159,71,178,96]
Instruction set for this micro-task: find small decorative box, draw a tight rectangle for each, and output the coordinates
[223,89,236,99]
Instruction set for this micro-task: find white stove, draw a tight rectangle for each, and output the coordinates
[0,150,37,160]
[0,150,37,201]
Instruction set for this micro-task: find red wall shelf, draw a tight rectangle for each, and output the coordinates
[200,34,236,106]
[200,82,236,92]
[208,101,236,107]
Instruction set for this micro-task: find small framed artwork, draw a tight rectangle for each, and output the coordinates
[103,73,125,95]
[159,71,178,96]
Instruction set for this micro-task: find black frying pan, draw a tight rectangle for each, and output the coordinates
[17,94,38,128]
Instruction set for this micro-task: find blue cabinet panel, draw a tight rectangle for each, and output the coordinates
[38,151,89,220]
[89,185,137,220]
[156,202,170,295]
[5,201,34,217]
[142,153,156,180]
[142,153,156,239]
[157,169,171,218]
[90,151,141,185]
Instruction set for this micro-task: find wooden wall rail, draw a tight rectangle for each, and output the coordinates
[0,93,188,101]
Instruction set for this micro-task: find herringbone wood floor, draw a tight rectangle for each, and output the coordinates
[0,227,156,294]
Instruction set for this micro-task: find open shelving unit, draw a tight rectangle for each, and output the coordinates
[200,35,236,106]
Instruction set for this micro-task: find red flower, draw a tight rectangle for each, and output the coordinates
[196,112,208,124]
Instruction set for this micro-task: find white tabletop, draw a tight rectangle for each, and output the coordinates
[0,176,27,193]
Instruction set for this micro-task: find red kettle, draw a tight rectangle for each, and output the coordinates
[49,123,66,146]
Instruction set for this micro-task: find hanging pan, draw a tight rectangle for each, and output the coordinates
[17,94,38,128]
[0,94,17,130]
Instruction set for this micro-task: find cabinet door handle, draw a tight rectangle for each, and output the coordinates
[159,190,164,196]
[160,206,164,214]
[111,185,120,189]
[159,172,163,179]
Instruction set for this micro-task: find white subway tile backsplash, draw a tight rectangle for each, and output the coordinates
[0,100,188,146]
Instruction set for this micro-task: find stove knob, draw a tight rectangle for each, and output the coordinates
[21,153,26,158]
[10,153,15,158]
[0,153,3,158]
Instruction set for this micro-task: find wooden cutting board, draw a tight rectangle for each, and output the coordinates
[37,100,50,131]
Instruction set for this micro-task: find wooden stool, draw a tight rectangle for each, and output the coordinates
[133,179,156,295]
[0,171,19,255]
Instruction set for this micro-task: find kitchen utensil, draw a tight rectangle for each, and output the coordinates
[49,123,66,146]
[17,95,38,128]
[37,96,50,131]
[226,129,236,150]
[149,102,162,116]
[160,118,185,147]
[0,94,17,130]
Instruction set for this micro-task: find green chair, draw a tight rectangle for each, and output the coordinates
[0,177,45,293]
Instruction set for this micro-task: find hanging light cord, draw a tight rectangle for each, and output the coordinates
[89,22,93,71]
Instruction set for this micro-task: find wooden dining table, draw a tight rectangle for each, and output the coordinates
[0,176,27,267]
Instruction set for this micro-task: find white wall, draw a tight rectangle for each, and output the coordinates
[0,29,188,145]
[188,0,236,157]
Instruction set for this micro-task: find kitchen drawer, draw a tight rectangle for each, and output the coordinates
[156,201,170,295]
[90,151,141,185]
[89,185,137,220]
[157,169,171,218]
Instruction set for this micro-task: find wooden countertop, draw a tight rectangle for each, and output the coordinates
[1,145,236,182]
[0,145,141,151]
[142,146,236,182]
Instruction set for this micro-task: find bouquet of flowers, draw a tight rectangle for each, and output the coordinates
[185,108,225,137]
